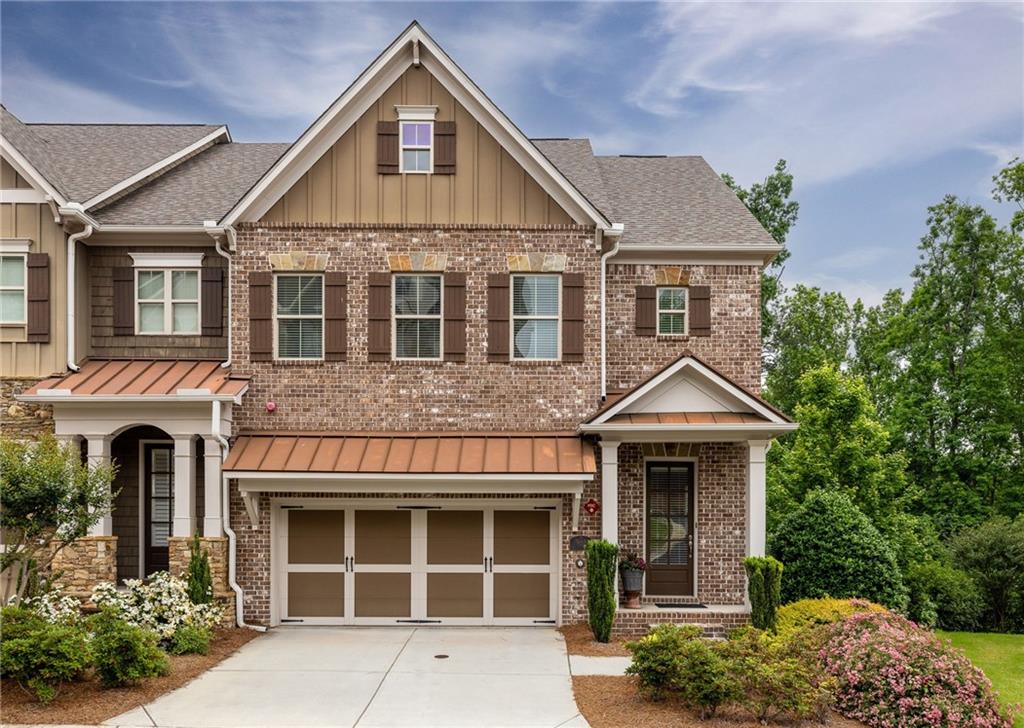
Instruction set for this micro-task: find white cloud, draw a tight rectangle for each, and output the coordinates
[789,271,897,307]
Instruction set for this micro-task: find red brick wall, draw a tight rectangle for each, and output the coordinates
[230,223,602,431]
[605,263,761,394]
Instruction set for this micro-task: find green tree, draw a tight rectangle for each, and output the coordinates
[0,435,116,601]
[949,515,1024,631]
[992,156,1024,233]
[765,285,851,415]
[722,159,800,339]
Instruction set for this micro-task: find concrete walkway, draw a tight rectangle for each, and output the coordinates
[567,655,632,676]
[103,627,588,728]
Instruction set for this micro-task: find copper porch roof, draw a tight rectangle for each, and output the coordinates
[604,412,769,425]
[223,432,597,475]
[24,360,249,397]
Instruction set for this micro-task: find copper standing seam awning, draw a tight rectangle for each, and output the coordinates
[223,432,596,530]
[19,359,249,401]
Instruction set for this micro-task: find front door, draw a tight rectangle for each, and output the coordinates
[645,461,695,596]
[144,444,174,575]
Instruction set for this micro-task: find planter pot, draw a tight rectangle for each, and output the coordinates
[621,568,644,593]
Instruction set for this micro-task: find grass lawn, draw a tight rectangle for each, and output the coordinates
[938,630,1024,726]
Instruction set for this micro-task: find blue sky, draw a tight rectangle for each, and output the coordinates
[2,1,1021,304]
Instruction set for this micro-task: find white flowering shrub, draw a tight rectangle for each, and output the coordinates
[20,586,83,625]
[90,571,222,642]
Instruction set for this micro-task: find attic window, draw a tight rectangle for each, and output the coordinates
[396,106,438,174]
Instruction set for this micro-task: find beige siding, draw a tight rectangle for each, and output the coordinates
[1,158,68,377]
[260,66,572,225]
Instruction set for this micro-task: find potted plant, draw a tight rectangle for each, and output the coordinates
[619,553,646,609]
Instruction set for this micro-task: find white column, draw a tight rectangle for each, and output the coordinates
[746,440,769,557]
[173,436,197,538]
[202,436,224,537]
[85,435,113,536]
[600,441,620,545]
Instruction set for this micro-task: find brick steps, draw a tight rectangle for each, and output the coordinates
[611,606,750,638]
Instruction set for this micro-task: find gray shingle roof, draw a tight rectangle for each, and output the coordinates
[1,105,72,197]
[534,138,775,247]
[95,143,289,226]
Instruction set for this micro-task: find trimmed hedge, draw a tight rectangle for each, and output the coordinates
[585,539,619,643]
[776,597,886,636]
[744,556,783,631]
[90,609,169,687]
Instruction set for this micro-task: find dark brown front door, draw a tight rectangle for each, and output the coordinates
[645,461,695,596]
[144,444,174,575]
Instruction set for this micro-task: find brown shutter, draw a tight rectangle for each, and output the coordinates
[635,285,656,336]
[324,272,348,361]
[112,266,134,336]
[689,285,711,336]
[249,271,273,361]
[561,273,584,362]
[367,272,392,361]
[443,272,466,361]
[377,121,399,175]
[25,253,49,342]
[487,273,510,362]
[434,121,456,175]
[201,267,223,337]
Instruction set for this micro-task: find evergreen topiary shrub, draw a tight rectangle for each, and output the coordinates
[585,539,619,643]
[185,534,213,605]
[90,609,169,687]
[744,556,783,631]
[770,490,907,609]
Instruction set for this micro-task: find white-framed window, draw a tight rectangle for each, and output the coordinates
[136,269,200,335]
[512,274,561,361]
[657,286,688,336]
[393,273,442,360]
[275,274,323,360]
[0,254,26,324]
[399,121,433,173]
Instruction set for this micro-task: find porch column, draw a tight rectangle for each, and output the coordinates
[173,436,197,537]
[746,440,769,557]
[202,436,224,537]
[85,435,113,536]
[600,441,620,544]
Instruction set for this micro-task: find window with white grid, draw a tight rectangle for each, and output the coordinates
[393,274,442,360]
[512,274,560,360]
[136,269,200,335]
[275,274,323,359]
[0,255,26,324]
[657,287,688,336]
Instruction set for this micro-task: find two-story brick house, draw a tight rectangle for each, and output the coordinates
[2,22,794,634]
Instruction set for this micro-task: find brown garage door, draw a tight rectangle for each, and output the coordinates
[278,503,557,626]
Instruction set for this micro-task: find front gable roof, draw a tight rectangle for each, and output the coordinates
[220,22,613,230]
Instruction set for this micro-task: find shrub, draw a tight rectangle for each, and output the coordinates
[719,628,834,723]
[776,597,886,636]
[22,586,83,625]
[821,611,1014,728]
[585,539,618,643]
[675,638,739,719]
[90,610,169,688]
[185,534,213,605]
[770,490,907,609]
[625,623,703,699]
[0,606,90,703]
[906,560,984,631]
[744,556,783,631]
[168,624,211,655]
[91,570,222,643]
[950,516,1024,631]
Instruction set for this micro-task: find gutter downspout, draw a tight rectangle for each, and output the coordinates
[599,224,625,399]
[211,399,265,632]
[64,209,95,372]
[205,222,234,368]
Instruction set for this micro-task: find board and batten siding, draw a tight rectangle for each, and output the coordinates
[260,65,573,226]
[1,158,69,378]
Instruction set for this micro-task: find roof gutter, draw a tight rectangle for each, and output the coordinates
[58,204,98,372]
[204,222,236,368]
[599,223,625,399]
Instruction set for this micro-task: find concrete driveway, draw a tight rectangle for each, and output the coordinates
[106,627,588,728]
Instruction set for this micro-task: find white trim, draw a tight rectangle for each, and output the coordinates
[610,244,784,266]
[134,268,201,336]
[0,189,48,204]
[510,273,562,362]
[82,127,229,210]
[96,225,212,235]
[398,120,433,174]
[0,252,27,325]
[392,272,443,360]
[18,392,245,404]
[585,356,791,427]
[0,141,67,207]
[220,23,612,229]
[395,105,439,121]
[656,286,688,336]
[129,252,205,268]
[273,272,325,361]
[0,239,32,253]
[581,423,798,442]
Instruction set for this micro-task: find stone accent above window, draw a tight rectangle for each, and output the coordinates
[507,253,566,273]
[387,253,448,272]
[268,252,329,271]
[654,266,691,286]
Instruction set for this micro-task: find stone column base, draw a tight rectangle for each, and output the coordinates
[51,536,118,598]
[168,536,229,590]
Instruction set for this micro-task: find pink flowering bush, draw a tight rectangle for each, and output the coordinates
[821,611,1016,727]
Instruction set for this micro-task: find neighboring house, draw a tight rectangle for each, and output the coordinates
[1,22,795,634]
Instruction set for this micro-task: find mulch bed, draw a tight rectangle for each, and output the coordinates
[2,627,260,726]
[559,622,633,657]
[573,675,866,728]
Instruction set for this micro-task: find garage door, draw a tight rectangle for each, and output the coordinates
[276,501,559,626]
